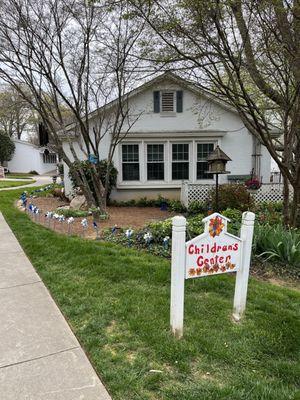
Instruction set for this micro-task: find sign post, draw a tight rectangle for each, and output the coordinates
[170,216,186,339]
[233,211,255,321]
[170,212,255,338]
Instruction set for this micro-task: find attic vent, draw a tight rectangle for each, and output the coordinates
[161,91,175,112]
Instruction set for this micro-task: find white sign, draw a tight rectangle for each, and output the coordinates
[170,212,255,339]
[185,214,242,279]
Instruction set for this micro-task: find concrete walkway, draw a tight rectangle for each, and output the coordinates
[0,212,111,399]
[0,175,54,191]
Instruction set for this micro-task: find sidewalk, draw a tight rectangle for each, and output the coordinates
[0,212,111,399]
[0,175,53,191]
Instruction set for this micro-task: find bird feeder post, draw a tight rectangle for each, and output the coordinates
[207,146,231,212]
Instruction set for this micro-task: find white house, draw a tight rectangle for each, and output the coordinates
[62,72,272,200]
[7,139,58,175]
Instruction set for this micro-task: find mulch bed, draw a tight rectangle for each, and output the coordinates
[28,196,174,239]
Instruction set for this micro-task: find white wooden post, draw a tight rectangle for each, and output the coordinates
[170,216,186,338]
[233,211,255,321]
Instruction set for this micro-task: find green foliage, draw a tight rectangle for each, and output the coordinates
[254,224,300,267]
[187,200,207,215]
[221,208,242,222]
[0,180,34,188]
[210,184,254,211]
[57,163,64,175]
[109,195,187,212]
[68,159,117,200]
[186,214,205,238]
[147,218,173,242]
[168,199,186,212]
[0,132,15,164]
[56,208,90,218]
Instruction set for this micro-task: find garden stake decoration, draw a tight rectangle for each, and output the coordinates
[67,217,74,235]
[58,214,65,230]
[163,236,170,250]
[20,192,27,209]
[144,232,153,248]
[45,211,53,228]
[34,207,40,222]
[93,221,100,240]
[52,213,60,230]
[125,229,133,247]
[170,212,255,339]
[81,218,88,237]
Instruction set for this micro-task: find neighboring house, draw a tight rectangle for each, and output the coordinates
[7,139,58,175]
[62,72,272,200]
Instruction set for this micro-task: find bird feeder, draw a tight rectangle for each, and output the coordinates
[207,146,231,211]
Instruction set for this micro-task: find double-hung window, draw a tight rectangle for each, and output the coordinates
[147,144,164,180]
[172,143,189,180]
[122,144,139,181]
[197,143,214,179]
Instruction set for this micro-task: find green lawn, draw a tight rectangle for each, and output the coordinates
[5,173,35,179]
[0,180,35,188]
[0,189,299,400]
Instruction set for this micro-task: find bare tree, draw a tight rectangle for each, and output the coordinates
[130,0,300,227]
[0,0,143,212]
[0,84,35,139]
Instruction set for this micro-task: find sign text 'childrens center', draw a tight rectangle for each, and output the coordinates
[185,214,242,279]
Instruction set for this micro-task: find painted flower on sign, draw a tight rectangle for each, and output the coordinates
[209,216,224,238]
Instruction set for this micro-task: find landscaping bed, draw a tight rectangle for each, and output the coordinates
[30,196,176,238]
[1,188,299,400]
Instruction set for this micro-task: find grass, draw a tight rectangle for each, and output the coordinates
[0,188,299,400]
[5,173,34,179]
[0,180,35,188]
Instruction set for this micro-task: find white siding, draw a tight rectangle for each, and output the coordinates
[7,140,57,175]
[62,76,272,198]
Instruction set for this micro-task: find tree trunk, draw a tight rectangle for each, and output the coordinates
[283,176,290,227]
[290,184,300,228]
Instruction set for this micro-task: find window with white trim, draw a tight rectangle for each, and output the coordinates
[172,143,189,180]
[147,144,164,180]
[43,153,57,164]
[197,143,214,179]
[122,144,139,181]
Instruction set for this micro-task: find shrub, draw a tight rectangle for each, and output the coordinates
[69,159,117,200]
[0,132,15,164]
[245,177,261,190]
[187,200,207,215]
[210,184,254,211]
[186,214,205,238]
[221,208,242,222]
[254,224,300,267]
[168,199,186,213]
[56,209,89,218]
[29,170,39,175]
[147,218,173,242]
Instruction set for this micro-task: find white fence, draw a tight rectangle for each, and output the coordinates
[180,182,288,207]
